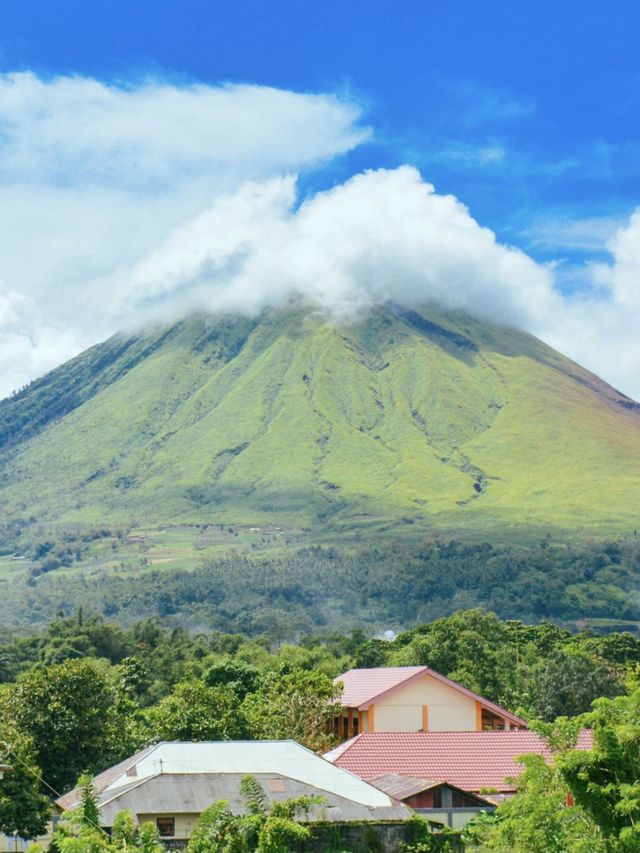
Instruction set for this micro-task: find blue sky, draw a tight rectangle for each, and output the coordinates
[0,1,639,397]
[2,0,639,263]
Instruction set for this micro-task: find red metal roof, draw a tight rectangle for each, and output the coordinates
[325,731,593,792]
[334,666,528,727]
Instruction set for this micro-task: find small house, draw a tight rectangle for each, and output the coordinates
[333,666,528,738]
[370,773,495,829]
[56,741,415,851]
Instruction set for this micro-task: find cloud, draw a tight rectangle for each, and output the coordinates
[0,71,369,397]
[104,166,558,331]
[445,80,535,127]
[539,211,640,396]
[0,71,639,403]
[523,215,625,253]
[102,166,640,400]
[0,72,367,188]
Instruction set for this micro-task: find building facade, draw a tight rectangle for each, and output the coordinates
[333,666,528,738]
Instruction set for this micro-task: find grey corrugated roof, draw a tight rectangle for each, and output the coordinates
[60,741,398,810]
[58,745,157,811]
[97,773,411,825]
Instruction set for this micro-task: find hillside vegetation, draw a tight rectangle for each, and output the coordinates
[0,303,639,537]
[1,536,639,634]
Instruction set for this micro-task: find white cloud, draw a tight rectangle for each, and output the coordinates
[546,211,640,396]
[104,166,558,330]
[103,166,640,400]
[0,71,368,397]
[0,72,367,188]
[523,214,626,253]
[0,70,639,403]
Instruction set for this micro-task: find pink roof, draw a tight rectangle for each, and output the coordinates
[334,666,527,727]
[325,730,593,792]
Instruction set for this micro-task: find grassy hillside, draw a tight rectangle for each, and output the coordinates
[0,303,639,537]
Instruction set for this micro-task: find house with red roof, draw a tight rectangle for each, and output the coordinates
[324,730,593,797]
[333,666,528,739]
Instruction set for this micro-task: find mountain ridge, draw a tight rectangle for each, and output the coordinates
[1,302,639,537]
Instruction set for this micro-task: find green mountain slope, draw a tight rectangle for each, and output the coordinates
[1,303,639,536]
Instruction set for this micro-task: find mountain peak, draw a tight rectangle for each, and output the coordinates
[1,304,638,536]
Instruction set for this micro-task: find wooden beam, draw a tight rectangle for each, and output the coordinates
[347,708,354,738]
[421,704,429,731]
[476,701,483,731]
[369,704,375,733]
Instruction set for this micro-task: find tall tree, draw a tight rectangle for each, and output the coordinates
[553,680,640,853]
[242,669,341,752]
[0,721,50,838]
[2,659,136,793]
[144,680,246,741]
[522,648,622,721]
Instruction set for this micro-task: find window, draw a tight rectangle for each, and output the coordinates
[432,788,442,808]
[156,818,175,837]
[352,716,359,736]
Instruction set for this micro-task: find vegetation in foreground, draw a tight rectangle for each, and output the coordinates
[0,608,639,847]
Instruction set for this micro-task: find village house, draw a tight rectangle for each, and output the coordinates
[369,774,495,830]
[333,666,528,738]
[324,729,594,827]
[55,741,415,851]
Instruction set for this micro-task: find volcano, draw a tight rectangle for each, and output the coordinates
[1,303,639,536]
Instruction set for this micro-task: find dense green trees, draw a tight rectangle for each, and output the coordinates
[466,755,603,853]
[553,681,640,853]
[145,681,246,741]
[4,537,640,636]
[242,669,342,752]
[0,722,50,838]
[1,658,138,792]
[0,608,639,844]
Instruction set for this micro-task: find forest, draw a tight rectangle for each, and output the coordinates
[2,534,640,635]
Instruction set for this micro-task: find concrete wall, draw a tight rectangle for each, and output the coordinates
[366,673,477,732]
[0,836,28,853]
[415,807,494,830]
[140,818,412,852]
[304,821,415,852]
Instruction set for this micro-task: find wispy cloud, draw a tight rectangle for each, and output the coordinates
[522,214,626,253]
[444,79,535,127]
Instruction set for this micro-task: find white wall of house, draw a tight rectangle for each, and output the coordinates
[363,673,477,732]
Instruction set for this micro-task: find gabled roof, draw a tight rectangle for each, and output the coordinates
[370,773,493,805]
[57,744,157,811]
[334,666,528,727]
[94,772,412,825]
[324,730,593,792]
[57,741,403,812]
